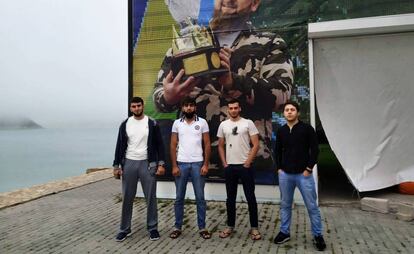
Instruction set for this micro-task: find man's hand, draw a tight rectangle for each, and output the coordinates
[277,169,283,174]
[172,166,180,177]
[156,165,165,176]
[218,48,233,90]
[243,162,251,168]
[303,169,312,177]
[113,168,122,179]
[200,164,209,176]
[162,69,199,105]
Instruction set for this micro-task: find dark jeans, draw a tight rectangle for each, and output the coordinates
[224,164,258,228]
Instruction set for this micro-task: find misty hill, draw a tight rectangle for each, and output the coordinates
[0,117,43,130]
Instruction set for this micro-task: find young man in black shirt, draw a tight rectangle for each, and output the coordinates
[273,101,326,251]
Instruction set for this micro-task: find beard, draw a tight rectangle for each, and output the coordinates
[132,111,143,117]
[183,111,195,119]
[209,8,250,32]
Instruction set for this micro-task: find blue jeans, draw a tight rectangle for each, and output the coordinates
[279,171,323,236]
[174,161,206,230]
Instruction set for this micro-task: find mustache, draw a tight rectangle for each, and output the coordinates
[221,3,237,9]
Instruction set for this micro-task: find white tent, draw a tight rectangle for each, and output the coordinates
[308,14,414,192]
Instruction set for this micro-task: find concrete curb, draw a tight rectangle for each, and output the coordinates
[0,168,113,210]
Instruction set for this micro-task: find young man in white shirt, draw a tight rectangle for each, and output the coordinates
[169,97,212,239]
[217,98,261,240]
[112,97,165,242]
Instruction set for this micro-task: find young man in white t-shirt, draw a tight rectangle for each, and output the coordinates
[169,97,212,239]
[112,97,165,242]
[217,98,261,240]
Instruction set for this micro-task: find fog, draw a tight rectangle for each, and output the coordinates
[0,0,128,128]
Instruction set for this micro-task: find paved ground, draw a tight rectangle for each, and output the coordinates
[1,178,413,254]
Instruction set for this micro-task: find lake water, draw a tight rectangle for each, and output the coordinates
[0,127,118,193]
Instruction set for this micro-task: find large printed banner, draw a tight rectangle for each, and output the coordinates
[130,0,414,185]
[131,0,303,185]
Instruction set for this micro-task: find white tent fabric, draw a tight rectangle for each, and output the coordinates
[313,32,414,191]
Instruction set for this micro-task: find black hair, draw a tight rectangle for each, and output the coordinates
[283,101,300,112]
[227,98,240,106]
[181,96,196,107]
[130,97,144,106]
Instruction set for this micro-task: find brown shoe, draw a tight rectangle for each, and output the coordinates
[199,229,211,239]
[250,229,262,240]
[169,229,182,239]
[219,227,233,238]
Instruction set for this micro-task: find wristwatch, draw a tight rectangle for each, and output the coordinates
[305,168,313,173]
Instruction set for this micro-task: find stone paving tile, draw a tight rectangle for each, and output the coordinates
[1,178,414,254]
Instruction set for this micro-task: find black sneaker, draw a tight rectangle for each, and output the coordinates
[273,231,290,244]
[115,229,132,242]
[313,235,326,251]
[149,229,160,241]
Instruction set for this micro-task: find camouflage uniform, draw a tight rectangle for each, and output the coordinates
[153,26,293,172]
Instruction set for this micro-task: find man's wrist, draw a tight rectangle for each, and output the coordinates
[160,94,178,110]
[305,167,313,173]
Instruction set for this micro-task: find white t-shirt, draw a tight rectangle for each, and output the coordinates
[172,116,209,162]
[125,115,148,160]
[217,117,259,164]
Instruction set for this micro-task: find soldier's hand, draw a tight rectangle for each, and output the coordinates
[162,69,199,105]
[172,166,180,177]
[156,165,165,176]
[219,48,233,90]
